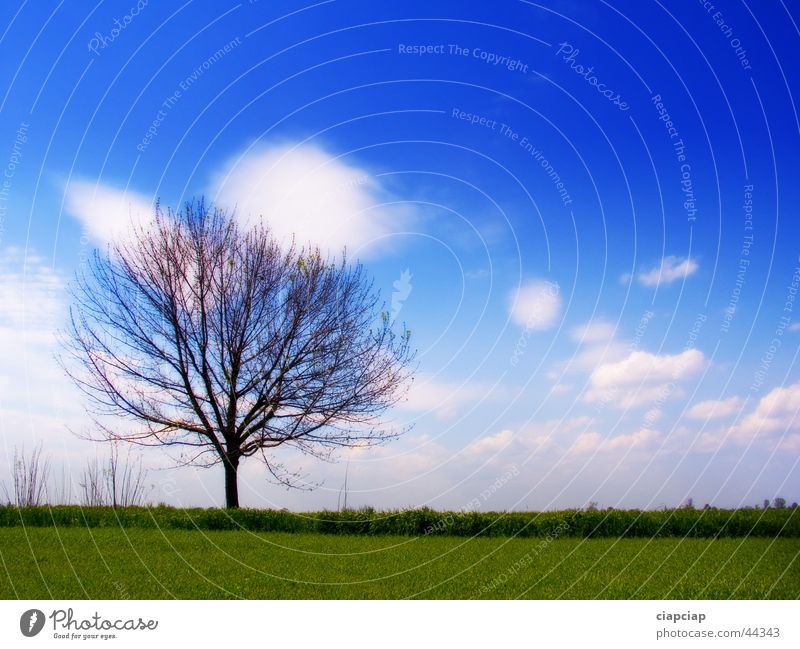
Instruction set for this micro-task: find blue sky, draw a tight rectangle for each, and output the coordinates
[0,0,798,510]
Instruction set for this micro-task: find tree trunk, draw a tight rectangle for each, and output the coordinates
[224,458,240,509]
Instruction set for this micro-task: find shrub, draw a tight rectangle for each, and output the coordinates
[0,505,797,538]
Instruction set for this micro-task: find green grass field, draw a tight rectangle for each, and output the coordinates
[1,527,797,599]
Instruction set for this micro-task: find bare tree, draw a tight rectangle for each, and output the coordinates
[63,199,414,508]
[1,444,50,507]
[46,465,75,505]
[80,445,150,507]
[80,456,106,507]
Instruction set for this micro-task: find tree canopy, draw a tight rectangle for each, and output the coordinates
[63,199,415,507]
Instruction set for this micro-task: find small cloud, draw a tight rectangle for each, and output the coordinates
[637,255,698,287]
[573,431,603,454]
[606,428,661,451]
[573,428,660,454]
[508,279,561,331]
[520,415,594,439]
[569,319,616,343]
[464,416,593,460]
[465,429,514,456]
[686,396,745,420]
[777,433,800,452]
[584,349,707,409]
[397,375,504,420]
[735,382,800,440]
[565,339,631,372]
[643,407,664,423]
[64,180,154,243]
[465,268,490,280]
[591,349,705,385]
[557,317,638,375]
[549,383,573,396]
[789,322,800,332]
[695,382,800,451]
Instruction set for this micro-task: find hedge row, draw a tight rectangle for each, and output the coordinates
[0,505,798,538]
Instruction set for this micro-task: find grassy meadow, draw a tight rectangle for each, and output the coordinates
[0,527,797,599]
[0,505,797,599]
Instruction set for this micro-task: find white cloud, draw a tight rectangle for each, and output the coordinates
[789,322,800,332]
[642,407,664,423]
[465,429,514,456]
[497,416,594,456]
[573,431,603,454]
[637,255,698,287]
[555,317,637,376]
[777,434,800,453]
[463,417,594,461]
[572,428,660,454]
[686,396,745,420]
[691,383,800,450]
[0,247,64,332]
[735,382,800,440]
[570,318,617,343]
[549,382,573,396]
[465,268,490,280]
[564,339,630,374]
[0,247,82,445]
[210,143,407,255]
[64,180,154,243]
[756,383,800,414]
[64,144,411,255]
[606,427,660,451]
[584,349,706,409]
[450,418,663,468]
[396,375,504,420]
[569,319,616,343]
[508,279,561,330]
[590,349,705,385]
[531,415,594,437]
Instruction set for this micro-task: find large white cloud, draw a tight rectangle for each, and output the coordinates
[210,143,408,255]
[64,144,410,256]
[508,279,561,330]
